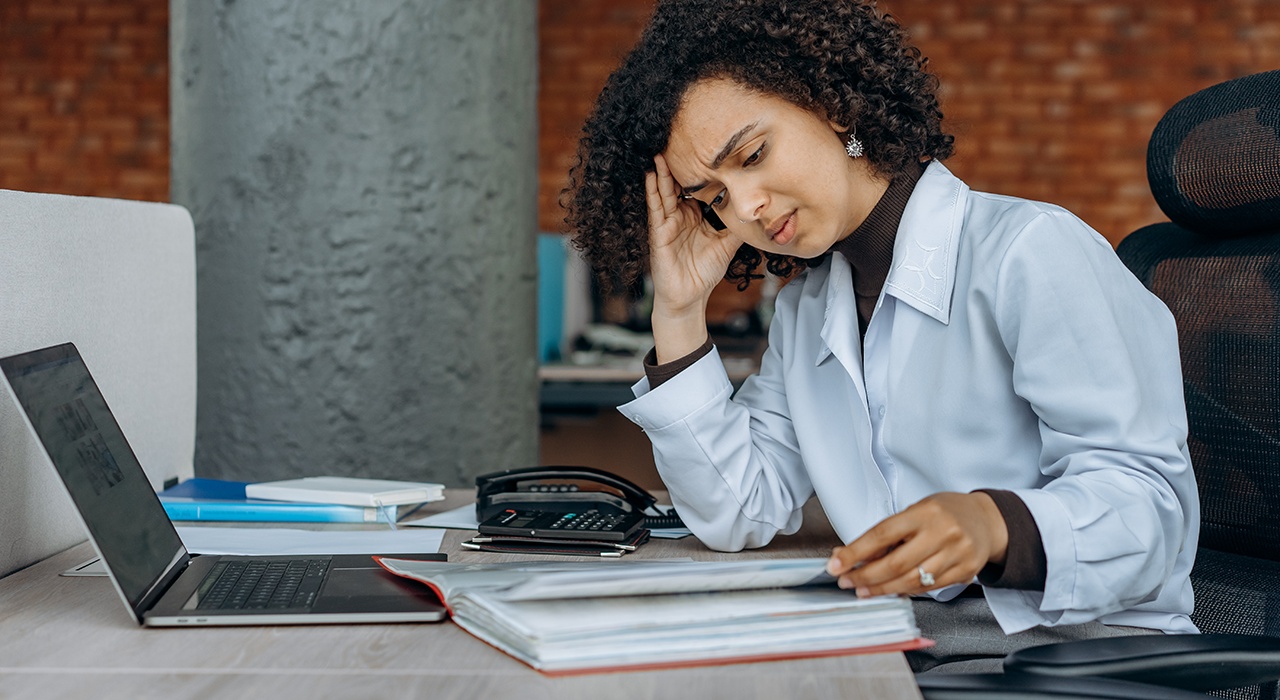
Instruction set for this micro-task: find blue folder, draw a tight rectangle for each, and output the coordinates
[158,478,391,523]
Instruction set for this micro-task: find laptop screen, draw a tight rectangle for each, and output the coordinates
[0,343,185,614]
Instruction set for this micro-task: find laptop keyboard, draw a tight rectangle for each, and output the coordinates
[195,558,331,610]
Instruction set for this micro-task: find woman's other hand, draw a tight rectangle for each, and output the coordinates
[646,153,741,363]
[825,492,1009,597]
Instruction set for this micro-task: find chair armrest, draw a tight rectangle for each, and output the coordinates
[1002,634,1280,691]
[916,673,1211,699]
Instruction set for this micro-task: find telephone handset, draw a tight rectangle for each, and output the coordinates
[475,466,684,542]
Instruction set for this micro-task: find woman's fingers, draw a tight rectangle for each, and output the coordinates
[827,492,1006,598]
[646,153,680,225]
[827,513,917,574]
[653,153,680,212]
[644,153,746,314]
[647,156,694,245]
[645,170,667,225]
[835,527,936,590]
[841,538,962,596]
[854,552,965,598]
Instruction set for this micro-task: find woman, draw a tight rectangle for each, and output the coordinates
[565,0,1198,673]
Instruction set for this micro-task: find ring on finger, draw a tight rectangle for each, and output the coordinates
[918,567,935,587]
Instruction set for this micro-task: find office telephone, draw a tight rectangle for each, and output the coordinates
[475,466,684,542]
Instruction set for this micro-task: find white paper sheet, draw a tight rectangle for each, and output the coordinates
[377,557,835,602]
[176,526,445,556]
[497,558,836,601]
[376,558,692,601]
[403,503,693,539]
[404,503,482,530]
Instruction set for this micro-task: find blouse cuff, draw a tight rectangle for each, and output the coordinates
[974,488,1048,591]
[643,336,714,389]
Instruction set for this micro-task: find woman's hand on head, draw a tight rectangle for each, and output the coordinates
[645,153,742,362]
[824,492,1009,598]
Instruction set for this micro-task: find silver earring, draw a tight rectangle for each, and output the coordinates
[845,128,864,159]
[739,218,749,224]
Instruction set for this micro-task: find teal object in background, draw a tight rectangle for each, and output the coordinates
[538,233,567,362]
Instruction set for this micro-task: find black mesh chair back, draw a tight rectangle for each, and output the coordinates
[1146,70,1280,238]
[1117,70,1280,699]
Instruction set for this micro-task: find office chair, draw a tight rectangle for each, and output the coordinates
[920,69,1280,700]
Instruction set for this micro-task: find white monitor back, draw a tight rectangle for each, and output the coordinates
[0,190,196,579]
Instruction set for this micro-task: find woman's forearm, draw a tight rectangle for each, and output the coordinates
[651,304,710,364]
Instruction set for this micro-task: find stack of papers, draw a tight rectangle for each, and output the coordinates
[176,526,446,557]
[376,558,926,675]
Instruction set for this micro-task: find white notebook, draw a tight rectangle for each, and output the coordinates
[245,476,445,507]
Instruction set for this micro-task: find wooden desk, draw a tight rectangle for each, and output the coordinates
[0,491,921,699]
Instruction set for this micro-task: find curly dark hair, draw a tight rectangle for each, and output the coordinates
[564,0,955,292]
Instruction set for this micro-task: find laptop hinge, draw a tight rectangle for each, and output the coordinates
[134,548,190,620]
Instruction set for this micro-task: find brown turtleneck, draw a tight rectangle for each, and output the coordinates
[831,159,924,336]
[641,161,1047,592]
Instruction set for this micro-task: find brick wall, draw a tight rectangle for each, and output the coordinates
[0,0,168,202]
[537,0,1280,247]
[537,0,652,233]
[900,0,1280,245]
[3,1,1277,244]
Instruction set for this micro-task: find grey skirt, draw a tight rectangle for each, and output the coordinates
[908,595,1165,674]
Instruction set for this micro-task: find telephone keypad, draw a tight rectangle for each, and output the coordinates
[478,507,644,542]
[544,510,627,531]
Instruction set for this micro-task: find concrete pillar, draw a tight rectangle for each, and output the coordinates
[171,1,539,486]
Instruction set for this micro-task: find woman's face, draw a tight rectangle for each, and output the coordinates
[663,78,889,259]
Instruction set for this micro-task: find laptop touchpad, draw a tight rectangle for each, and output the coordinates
[313,567,443,613]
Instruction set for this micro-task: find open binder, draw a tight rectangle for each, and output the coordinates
[375,557,930,675]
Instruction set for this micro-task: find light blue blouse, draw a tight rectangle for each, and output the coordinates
[619,161,1199,635]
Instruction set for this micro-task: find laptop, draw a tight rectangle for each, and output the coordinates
[0,342,447,627]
